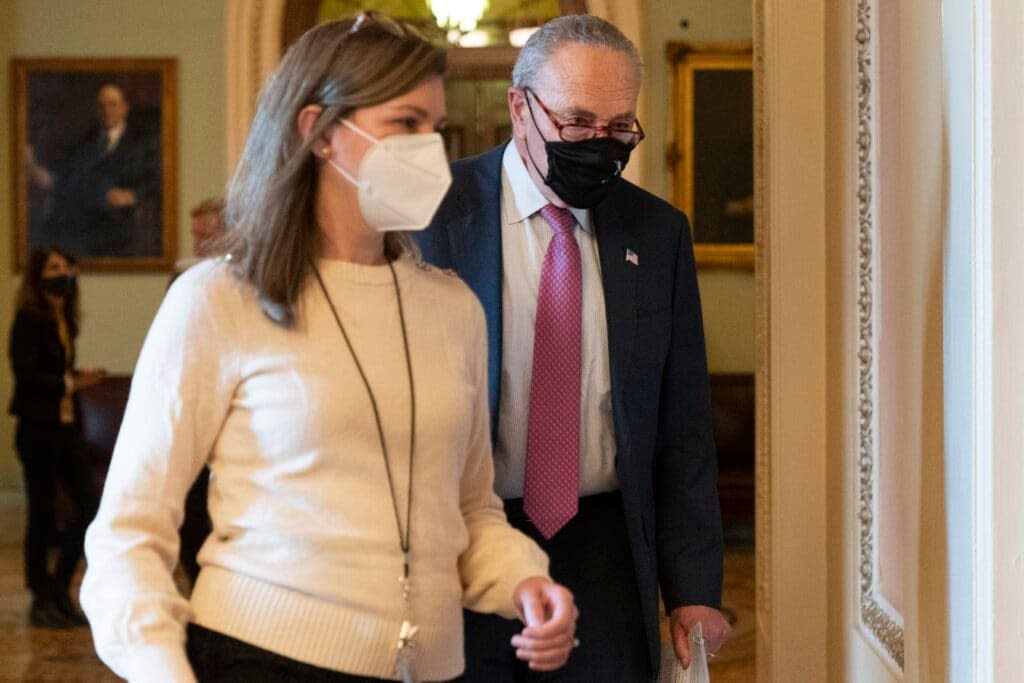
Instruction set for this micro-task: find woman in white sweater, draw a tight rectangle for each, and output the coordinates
[81,13,576,683]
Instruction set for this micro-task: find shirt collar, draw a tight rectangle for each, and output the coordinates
[107,123,126,147]
[501,143,592,233]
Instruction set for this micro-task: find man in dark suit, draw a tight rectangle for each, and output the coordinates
[28,83,160,257]
[418,14,730,682]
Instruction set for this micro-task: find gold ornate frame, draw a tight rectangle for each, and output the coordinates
[669,42,754,269]
[10,57,178,272]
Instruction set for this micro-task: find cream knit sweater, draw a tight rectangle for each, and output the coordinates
[81,256,549,682]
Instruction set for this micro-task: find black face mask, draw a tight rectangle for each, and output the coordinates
[525,101,633,208]
[540,137,632,208]
[41,275,74,299]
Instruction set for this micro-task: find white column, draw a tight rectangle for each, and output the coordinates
[224,0,286,177]
[941,0,992,678]
[942,0,1024,678]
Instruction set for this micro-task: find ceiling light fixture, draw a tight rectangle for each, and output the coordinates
[429,0,489,34]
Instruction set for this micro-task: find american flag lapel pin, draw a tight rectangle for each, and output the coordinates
[625,248,639,266]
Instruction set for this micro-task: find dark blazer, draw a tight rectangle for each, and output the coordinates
[8,307,73,424]
[417,145,723,671]
[38,122,161,258]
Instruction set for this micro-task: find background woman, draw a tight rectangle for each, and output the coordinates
[82,13,576,682]
[9,247,102,628]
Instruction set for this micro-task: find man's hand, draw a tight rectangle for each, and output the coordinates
[106,188,137,207]
[511,576,578,671]
[670,605,732,669]
[24,144,53,190]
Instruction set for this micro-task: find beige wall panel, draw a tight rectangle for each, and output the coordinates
[897,2,947,681]
[875,0,906,614]
[828,0,948,679]
[991,0,1024,676]
[645,0,755,374]
[758,0,827,679]
[0,0,227,490]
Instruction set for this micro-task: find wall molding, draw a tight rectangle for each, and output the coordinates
[756,0,828,677]
[752,0,771,676]
[854,0,904,669]
[225,0,286,176]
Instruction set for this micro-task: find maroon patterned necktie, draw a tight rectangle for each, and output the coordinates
[523,203,582,539]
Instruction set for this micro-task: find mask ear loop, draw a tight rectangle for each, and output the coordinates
[327,156,363,188]
[520,90,556,186]
[323,118,380,188]
[341,118,379,144]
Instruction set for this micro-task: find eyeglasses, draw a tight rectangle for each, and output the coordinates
[524,88,645,147]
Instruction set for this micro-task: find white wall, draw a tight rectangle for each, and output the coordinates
[944,0,1024,678]
[0,0,227,489]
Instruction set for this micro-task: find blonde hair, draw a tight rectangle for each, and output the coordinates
[220,14,445,326]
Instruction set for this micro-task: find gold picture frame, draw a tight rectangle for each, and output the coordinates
[669,43,754,269]
[11,58,178,272]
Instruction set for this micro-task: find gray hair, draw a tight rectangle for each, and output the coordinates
[511,14,643,89]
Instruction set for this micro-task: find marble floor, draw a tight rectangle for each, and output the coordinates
[0,499,754,682]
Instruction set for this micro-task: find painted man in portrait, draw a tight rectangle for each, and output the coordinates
[26,83,161,258]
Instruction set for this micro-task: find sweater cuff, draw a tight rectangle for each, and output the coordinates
[120,642,196,683]
[492,547,551,620]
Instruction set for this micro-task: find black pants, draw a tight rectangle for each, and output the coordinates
[15,419,98,599]
[186,623,457,682]
[459,491,651,683]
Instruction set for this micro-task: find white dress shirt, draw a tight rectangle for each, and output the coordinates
[105,123,125,152]
[493,143,618,500]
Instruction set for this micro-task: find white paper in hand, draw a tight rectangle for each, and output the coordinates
[658,621,711,683]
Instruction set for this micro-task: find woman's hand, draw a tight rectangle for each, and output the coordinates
[510,576,578,671]
[73,368,106,392]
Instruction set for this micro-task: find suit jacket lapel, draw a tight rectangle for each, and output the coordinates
[446,147,506,437]
[594,196,638,454]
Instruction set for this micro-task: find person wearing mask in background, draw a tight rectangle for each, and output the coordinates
[418,14,731,682]
[9,247,103,628]
[82,13,576,682]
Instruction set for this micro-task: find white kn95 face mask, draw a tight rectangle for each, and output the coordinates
[327,119,452,232]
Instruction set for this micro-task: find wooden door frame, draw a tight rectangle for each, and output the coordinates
[754,0,829,679]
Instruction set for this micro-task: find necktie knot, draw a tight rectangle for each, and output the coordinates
[539,204,576,236]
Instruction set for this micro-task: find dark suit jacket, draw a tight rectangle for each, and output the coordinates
[8,307,75,424]
[39,123,161,258]
[417,145,723,671]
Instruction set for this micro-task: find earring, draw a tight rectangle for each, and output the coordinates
[321,147,331,156]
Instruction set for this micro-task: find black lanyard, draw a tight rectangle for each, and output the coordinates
[311,259,416,576]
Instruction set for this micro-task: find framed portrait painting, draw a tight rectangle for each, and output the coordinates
[669,44,754,269]
[11,58,177,271]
